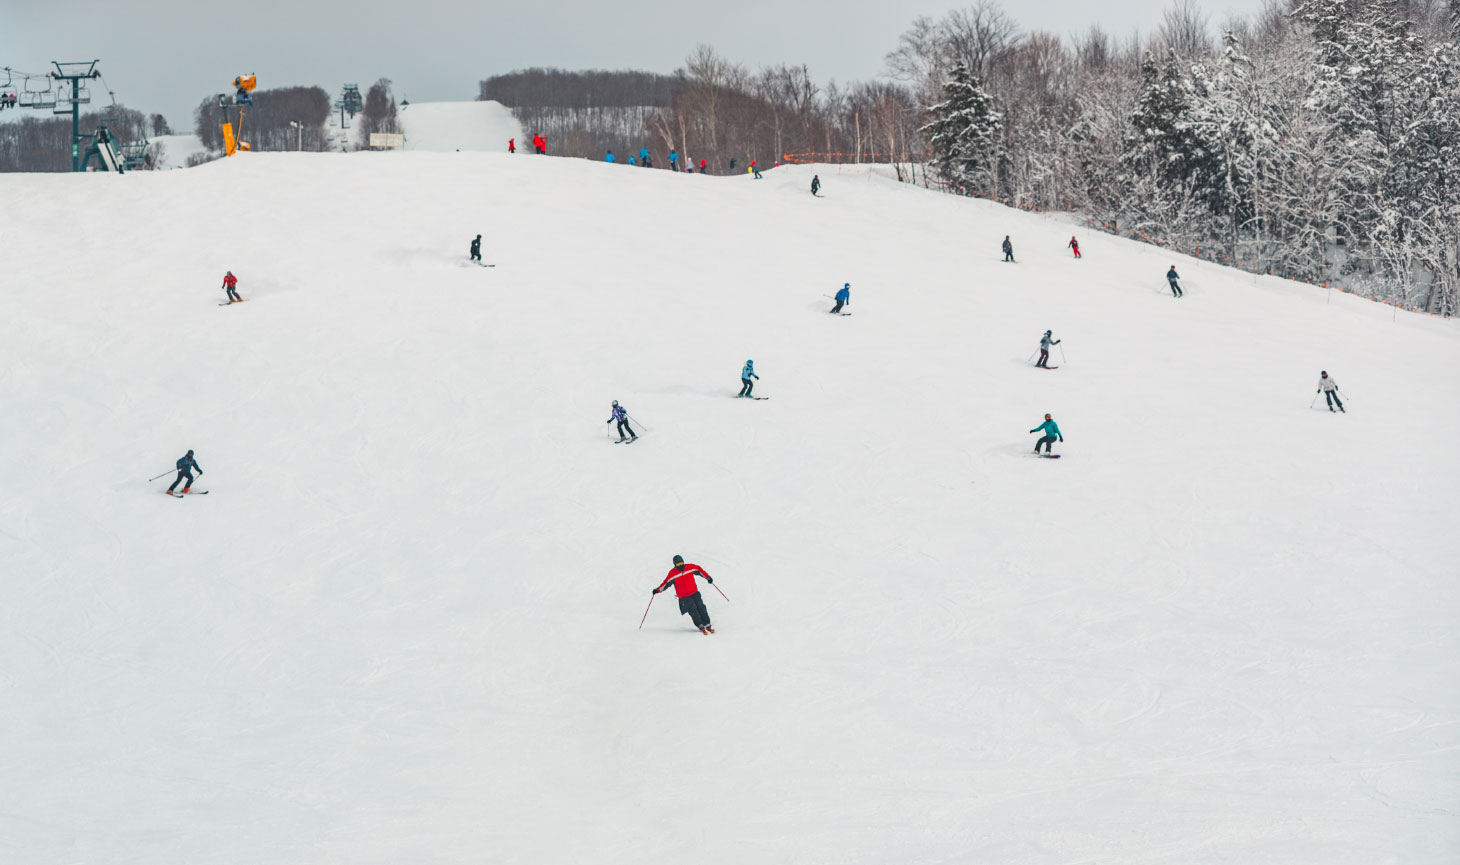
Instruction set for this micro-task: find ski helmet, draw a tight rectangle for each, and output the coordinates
[186,449,194,454]
[673,554,684,566]
[1044,414,1052,420]
[1045,330,1052,335]
[844,283,850,288]
[1321,371,1328,376]
[612,400,618,406]
[746,359,753,365]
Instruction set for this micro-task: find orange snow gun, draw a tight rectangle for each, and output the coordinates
[220,74,257,156]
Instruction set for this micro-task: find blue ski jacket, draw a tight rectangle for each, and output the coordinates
[742,362,757,380]
[177,453,201,473]
[669,151,679,164]
[1030,419,1061,438]
[639,147,649,161]
[1040,334,1060,350]
[605,152,615,163]
[834,286,850,303]
[608,405,627,422]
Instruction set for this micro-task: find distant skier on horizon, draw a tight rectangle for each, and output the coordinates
[831,282,849,314]
[738,359,759,397]
[605,150,615,163]
[470,235,481,263]
[222,271,241,303]
[811,175,821,196]
[1317,371,1345,412]
[669,149,679,171]
[699,157,707,174]
[1036,330,1060,368]
[508,137,515,153]
[639,146,649,165]
[166,449,202,494]
[751,159,762,179]
[1069,236,1081,258]
[652,554,716,634]
[606,400,638,442]
[1029,414,1062,456]
[1167,265,1183,297]
[1003,236,1015,262]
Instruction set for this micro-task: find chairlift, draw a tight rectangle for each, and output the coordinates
[21,77,56,109]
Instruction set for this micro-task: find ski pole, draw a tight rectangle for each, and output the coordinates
[639,593,656,629]
[1027,351,1038,363]
[1058,344,1067,365]
[149,468,174,482]
[627,414,650,432]
[709,581,730,603]
[1310,392,1320,409]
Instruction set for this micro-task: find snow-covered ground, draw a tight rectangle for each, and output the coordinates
[396,100,521,152]
[0,155,1457,864]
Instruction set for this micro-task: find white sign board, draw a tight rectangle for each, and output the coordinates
[369,133,405,149]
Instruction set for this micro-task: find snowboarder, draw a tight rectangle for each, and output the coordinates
[1029,414,1062,455]
[831,282,850,314]
[738,359,759,397]
[508,137,515,153]
[222,271,241,303]
[606,399,638,441]
[1317,371,1345,412]
[605,150,615,163]
[1002,236,1015,262]
[1167,266,1183,297]
[1036,330,1060,367]
[811,175,821,196]
[669,150,679,171]
[166,449,202,494]
[699,158,707,174]
[470,235,482,263]
[1069,236,1081,258]
[751,159,762,179]
[652,555,716,634]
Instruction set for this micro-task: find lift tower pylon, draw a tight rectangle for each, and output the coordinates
[51,60,100,172]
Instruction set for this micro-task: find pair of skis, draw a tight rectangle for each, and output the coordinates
[165,490,209,497]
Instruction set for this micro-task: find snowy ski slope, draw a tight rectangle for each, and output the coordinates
[0,153,1457,865]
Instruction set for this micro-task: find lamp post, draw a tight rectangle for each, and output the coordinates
[289,120,302,151]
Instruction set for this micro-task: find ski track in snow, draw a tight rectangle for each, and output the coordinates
[1,144,1458,864]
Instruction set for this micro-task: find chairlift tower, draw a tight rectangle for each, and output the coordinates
[51,60,100,172]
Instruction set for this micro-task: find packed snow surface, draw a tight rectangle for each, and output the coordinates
[395,100,521,152]
[1,155,1457,864]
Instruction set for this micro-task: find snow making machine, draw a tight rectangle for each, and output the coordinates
[218,73,256,156]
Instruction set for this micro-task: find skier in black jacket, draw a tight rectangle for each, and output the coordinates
[811,175,821,196]
[167,450,202,494]
[1003,236,1015,262]
[1167,266,1182,297]
[470,235,482,263]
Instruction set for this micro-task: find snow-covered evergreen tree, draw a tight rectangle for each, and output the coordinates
[920,62,1003,191]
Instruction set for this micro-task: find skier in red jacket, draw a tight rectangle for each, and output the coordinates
[652,555,716,634]
[222,271,241,303]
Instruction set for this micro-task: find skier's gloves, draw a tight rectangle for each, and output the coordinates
[1058,437,1063,442]
[652,587,662,595]
[704,576,713,583]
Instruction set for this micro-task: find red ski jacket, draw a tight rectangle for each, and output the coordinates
[223,273,238,287]
[657,563,711,598]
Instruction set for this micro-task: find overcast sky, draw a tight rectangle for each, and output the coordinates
[4,0,1269,131]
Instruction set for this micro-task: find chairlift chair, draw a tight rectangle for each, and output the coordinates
[21,78,57,109]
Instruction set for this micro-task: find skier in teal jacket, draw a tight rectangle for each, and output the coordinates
[1029,414,1062,454]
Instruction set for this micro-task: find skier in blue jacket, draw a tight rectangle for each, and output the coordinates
[1029,414,1062,455]
[831,283,850,314]
[166,449,202,494]
[605,151,615,163]
[606,400,637,442]
[738,360,759,397]
[669,150,679,171]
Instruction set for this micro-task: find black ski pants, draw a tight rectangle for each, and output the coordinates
[1169,279,1182,297]
[616,419,636,440]
[678,591,711,629]
[1037,349,1049,367]
[830,300,844,313]
[168,469,194,492]
[1035,435,1057,454]
[470,249,481,262]
[226,285,241,302]
[1324,390,1343,410]
[1004,250,1014,262]
[739,378,754,396]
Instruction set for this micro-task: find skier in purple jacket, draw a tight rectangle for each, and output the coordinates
[606,400,637,442]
